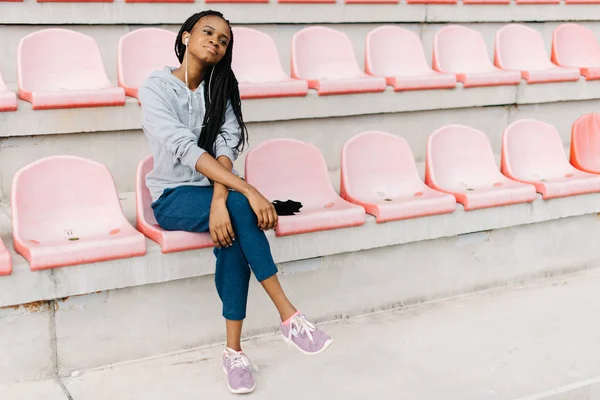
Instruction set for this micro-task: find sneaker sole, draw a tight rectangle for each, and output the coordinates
[222,366,256,394]
[281,334,334,355]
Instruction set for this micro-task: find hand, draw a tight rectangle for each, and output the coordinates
[245,187,278,231]
[209,200,235,248]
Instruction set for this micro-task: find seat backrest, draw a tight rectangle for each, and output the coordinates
[341,131,420,196]
[502,119,570,177]
[365,26,431,76]
[427,125,501,186]
[553,24,600,67]
[118,28,179,91]
[495,24,555,70]
[12,156,124,237]
[136,155,159,227]
[18,29,111,92]
[232,27,288,82]
[245,139,337,207]
[434,26,495,73]
[571,113,600,172]
[292,26,363,80]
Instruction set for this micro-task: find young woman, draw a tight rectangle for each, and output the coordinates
[138,10,332,395]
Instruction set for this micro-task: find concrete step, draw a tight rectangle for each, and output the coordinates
[10,267,600,400]
[3,189,600,384]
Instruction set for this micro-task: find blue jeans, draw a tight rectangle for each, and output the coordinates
[152,186,278,321]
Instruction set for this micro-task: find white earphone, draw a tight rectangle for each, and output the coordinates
[185,37,189,46]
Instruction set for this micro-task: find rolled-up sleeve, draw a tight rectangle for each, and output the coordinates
[139,81,205,171]
[214,100,242,163]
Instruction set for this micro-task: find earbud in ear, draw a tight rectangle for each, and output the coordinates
[185,38,189,46]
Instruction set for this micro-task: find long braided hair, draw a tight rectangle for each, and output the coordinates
[174,11,247,158]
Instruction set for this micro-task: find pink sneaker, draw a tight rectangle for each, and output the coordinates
[222,348,256,394]
[280,313,333,355]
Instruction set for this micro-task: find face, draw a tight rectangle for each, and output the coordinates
[183,15,231,65]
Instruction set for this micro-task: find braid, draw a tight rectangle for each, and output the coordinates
[175,11,248,158]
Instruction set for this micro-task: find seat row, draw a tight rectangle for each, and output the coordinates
[4,0,600,4]
[1,23,600,111]
[1,113,600,276]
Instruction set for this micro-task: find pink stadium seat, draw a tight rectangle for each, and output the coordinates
[552,24,600,81]
[346,0,398,3]
[38,0,111,2]
[426,125,536,210]
[464,0,509,4]
[136,156,213,253]
[406,0,456,3]
[341,131,456,223]
[571,113,600,174]
[118,28,180,99]
[126,0,191,2]
[495,25,580,84]
[0,240,12,277]
[279,0,334,3]
[433,26,522,88]
[12,156,147,271]
[18,29,126,110]
[565,0,600,3]
[502,119,600,200]
[0,70,17,112]
[365,26,456,91]
[206,0,266,3]
[515,0,559,4]
[245,139,366,236]
[292,27,387,95]
[232,27,309,99]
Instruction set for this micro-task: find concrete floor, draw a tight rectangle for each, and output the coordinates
[6,268,600,400]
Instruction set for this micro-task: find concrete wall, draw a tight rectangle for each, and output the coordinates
[1,212,595,379]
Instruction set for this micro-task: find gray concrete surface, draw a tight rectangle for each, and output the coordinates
[48,268,600,400]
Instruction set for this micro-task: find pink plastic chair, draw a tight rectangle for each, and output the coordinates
[245,139,366,236]
[136,156,213,253]
[125,0,192,3]
[365,26,456,91]
[341,131,456,223]
[232,28,309,99]
[292,27,387,95]
[433,26,522,88]
[18,29,126,110]
[406,0,456,3]
[571,113,600,174]
[38,0,111,2]
[206,0,266,3]
[346,0,398,3]
[515,0,559,4]
[0,70,17,112]
[0,240,12,276]
[464,0,508,4]
[279,0,334,3]
[426,125,537,210]
[12,156,147,271]
[495,25,581,84]
[552,24,600,81]
[502,119,600,200]
[118,28,180,99]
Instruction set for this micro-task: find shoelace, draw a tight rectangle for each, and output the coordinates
[288,314,317,343]
[227,352,258,372]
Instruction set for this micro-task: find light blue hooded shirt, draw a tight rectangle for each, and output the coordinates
[139,66,241,203]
